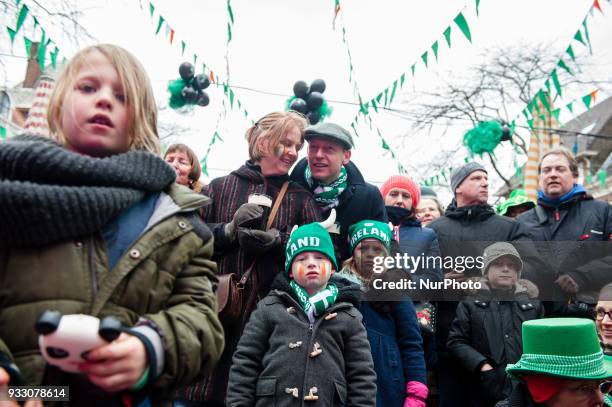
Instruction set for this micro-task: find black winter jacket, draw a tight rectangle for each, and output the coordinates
[290,158,387,263]
[427,201,543,351]
[517,193,612,301]
[448,279,543,406]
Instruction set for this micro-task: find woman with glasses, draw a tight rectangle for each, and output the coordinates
[495,318,612,407]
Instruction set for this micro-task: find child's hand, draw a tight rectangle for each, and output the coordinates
[79,333,147,393]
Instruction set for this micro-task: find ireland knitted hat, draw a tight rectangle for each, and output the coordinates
[285,222,338,274]
[497,189,536,216]
[506,318,612,380]
[348,220,392,255]
[481,242,523,276]
[450,162,487,194]
[380,175,421,209]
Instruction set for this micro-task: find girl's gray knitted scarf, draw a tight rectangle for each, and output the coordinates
[0,134,175,248]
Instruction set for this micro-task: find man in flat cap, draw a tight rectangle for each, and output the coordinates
[427,162,542,407]
[291,122,387,263]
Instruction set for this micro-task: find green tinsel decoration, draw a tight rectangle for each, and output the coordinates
[463,120,503,157]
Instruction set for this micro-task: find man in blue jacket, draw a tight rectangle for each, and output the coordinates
[291,122,387,263]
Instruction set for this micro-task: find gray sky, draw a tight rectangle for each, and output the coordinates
[2,0,611,204]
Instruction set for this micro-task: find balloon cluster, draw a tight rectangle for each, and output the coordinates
[287,79,331,124]
[168,62,211,109]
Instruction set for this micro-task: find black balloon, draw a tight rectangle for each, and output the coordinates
[197,92,210,106]
[307,92,324,110]
[293,81,309,99]
[179,62,195,81]
[192,74,211,91]
[290,98,308,114]
[307,111,320,125]
[310,79,326,94]
[181,86,198,103]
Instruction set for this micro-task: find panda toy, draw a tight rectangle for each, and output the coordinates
[35,310,122,373]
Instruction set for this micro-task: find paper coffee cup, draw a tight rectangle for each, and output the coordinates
[247,193,273,229]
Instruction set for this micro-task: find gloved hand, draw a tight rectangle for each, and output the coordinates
[237,228,281,254]
[403,381,428,407]
[224,203,264,242]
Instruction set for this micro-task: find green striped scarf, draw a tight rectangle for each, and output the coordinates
[290,280,339,324]
[304,165,348,210]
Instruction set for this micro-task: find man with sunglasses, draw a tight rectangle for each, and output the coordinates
[497,318,612,407]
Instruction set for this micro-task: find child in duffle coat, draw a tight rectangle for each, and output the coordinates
[226,222,377,406]
[0,45,223,407]
[447,242,543,407]
[339,220,428,407]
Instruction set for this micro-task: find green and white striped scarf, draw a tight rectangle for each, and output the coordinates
[290,280,339,324]
[304,165,348,211]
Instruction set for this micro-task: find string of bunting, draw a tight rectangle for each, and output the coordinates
[515,0,606,128]
[333,0,407,173]
[349,0,479,130]
[137,0,254,176]
[3,0,63,72]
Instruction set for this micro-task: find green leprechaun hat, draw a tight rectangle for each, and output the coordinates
[497,189,535,216]
[506,318,612,380]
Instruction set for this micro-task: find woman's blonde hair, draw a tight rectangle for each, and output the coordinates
[165,143,204,192]
[47,44,160,155]
[246,111,307,161]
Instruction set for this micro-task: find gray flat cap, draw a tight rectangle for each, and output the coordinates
[305,122,354,150]
[450,162,487,194]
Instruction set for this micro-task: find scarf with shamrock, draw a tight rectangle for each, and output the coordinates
[304,165,348,210]
[290,280,339,324]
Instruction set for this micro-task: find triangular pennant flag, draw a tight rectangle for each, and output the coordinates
[229,89,235,108]
[598,169,607,189]
[594,0,603,13]
[574,29,586,46]
[15,4,29,34]
[443,26,452,48]
[227,22,232,42]
[591,89,598,103]
[566,102,574,113]
[453,12,472,43]
[376,93,383,103]
[0,126,6,140]
[38,29,47,71]
[544,79,551,95]
[582,94,592,109]
[566,45,576,62]
[432,41,439,62]
[552,108,561,121]
[181,40,186,55]
[170,29,175,44]
[155,16,165,35]
[164,23,170,39]
[228,0,235,24]
[557,59,573,76]
[400,73,406,87]
[389,80,398,104]
[551,69,562,97]
[50,46,59,69]
[527,118,534,128]
[475,0,481,16]
[24,36,32,57]
[149,2,155,17]
[381,138,389,150]
[582,19,593,53]
[383,88,389,107]
[193,53,198,66]
[522,109,530,121]
[6,27,17,46]
[411,64,416,77]
[371,99,378,113]
[538,91,551,113]
[421,51,428,68]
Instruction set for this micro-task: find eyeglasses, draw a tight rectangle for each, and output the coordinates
[595,309,612,321]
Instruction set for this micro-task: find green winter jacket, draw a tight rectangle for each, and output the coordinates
[0,184,224,406]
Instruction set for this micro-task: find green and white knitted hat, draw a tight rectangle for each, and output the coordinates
[285,222,338,274]
[506,318,612,380]
[348,220,392,254]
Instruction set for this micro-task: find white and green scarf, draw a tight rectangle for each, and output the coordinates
[290,280,339,324]
[304,165,348,210]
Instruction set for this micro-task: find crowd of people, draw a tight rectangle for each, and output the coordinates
[1,44,612,407]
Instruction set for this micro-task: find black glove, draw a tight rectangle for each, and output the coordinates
[237,228,281,254]
[224,203,264,241]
